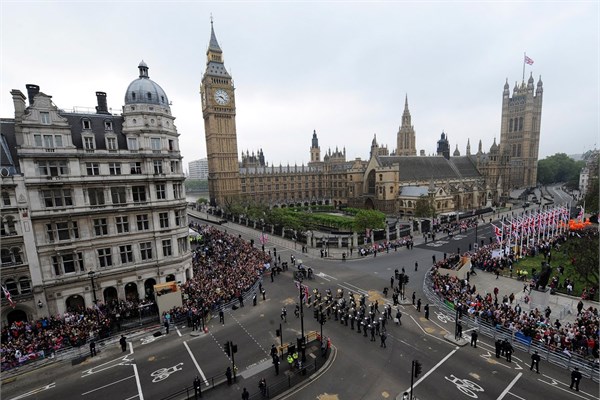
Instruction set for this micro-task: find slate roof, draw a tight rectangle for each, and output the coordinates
[399,186,429,197]
[0,119,19,174]
[62,113,126,150]
[378,155,481,181]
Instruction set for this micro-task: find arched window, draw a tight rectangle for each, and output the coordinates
[18,276,31,294]
[132,92,136,100]
[509,119,513,132]
[6,216,16,235]
[147,92,152,100]
[519,117,524,131]
[4,278,18,296]
[1,249,12,265]
[11,247,23,264]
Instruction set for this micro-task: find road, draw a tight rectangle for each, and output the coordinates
[3,196,597,400]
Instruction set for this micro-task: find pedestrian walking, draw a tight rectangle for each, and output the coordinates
[259,377,267,396]
[424,304,429,319]
[281,307,287,322]
[470,330,478,348]
[415,261,418,271]
[242,387,250,400]
[120,335,127,352]
[395,310,402,325]
[253,293,257,306]
[89,339,97,357]
[164,320,170,334]
[530,351,540,373]
[570,367,582,391]
[380,331,387,348]
[412,292,416,305]
[416,298,421,312]
[219,309,225,325]
[261,288,266,300]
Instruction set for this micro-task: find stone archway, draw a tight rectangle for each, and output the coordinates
[6,309,27,324]
[144,278,157,299]
[124,282,139,301]
[66,294,85,311]
[103,287,118,304]
[364,197,375,210]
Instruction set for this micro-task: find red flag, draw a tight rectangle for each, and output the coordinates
[524,55,534,65]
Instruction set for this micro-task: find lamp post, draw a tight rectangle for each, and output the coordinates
[88,271,98,304]
[296,276,306,362]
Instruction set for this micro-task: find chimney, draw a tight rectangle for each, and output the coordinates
[95,91,109,114]
[11,90,27,119]
[25,84,40,106]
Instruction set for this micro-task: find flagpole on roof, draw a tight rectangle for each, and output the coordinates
[522,52,526,82]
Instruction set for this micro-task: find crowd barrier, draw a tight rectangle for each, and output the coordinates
[422,272,599,383]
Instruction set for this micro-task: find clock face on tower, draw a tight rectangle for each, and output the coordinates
[214,89,230,105]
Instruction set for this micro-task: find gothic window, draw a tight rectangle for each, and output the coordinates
[367,170,376,195]
[519,117,524,131]
[509,119,513,132]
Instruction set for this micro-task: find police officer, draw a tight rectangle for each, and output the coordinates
[470,330,478,348]
[570,367,582,391]
[424,304,430,319]
[530,351,540,373]
[504,341,513,362]
[273,354,280,375]
[495,339,502,358]
[416,298,422,312]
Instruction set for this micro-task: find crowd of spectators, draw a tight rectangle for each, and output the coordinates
[167,223,270,323]
[428,227,599,361]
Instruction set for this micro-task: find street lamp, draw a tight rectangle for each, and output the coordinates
[296,276,306,362]
[88,271,98,304]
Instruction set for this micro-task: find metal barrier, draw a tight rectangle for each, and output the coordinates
[422,272,599,383]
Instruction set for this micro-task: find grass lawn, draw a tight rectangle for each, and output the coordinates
[509,234,599,302]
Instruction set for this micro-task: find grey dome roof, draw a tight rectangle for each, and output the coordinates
[124,61,169,107]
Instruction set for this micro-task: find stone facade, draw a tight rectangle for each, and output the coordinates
[1,64,192,322]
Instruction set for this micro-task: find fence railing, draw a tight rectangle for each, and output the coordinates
[422,272,599,383]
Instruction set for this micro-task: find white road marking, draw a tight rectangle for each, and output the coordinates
[404,347,458,394]
[81,354,133,377]
[81,375,135,395]
[538,375,592,399]
[132,363,145,400]
[184,340,209,386]
[496,372,522,400]
[7,383,55,400]
[176,325,182,337]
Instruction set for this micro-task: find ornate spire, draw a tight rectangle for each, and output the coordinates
[209,19,222,53]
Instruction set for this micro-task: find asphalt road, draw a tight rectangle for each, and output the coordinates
[3,199,597,400]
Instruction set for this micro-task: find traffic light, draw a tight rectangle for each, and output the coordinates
[319,313,326,325]
[414,360,422,378]
[232,344,238,353]
[224,341,231,356]
[404,275,409,284]
[314,308,319,319]
[276,328,281,337]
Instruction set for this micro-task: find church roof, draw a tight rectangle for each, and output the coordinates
[378,155,480,181]
[399,186,429,197]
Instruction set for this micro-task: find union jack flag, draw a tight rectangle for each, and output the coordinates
[524,55,534,65]
[2,285,15,309]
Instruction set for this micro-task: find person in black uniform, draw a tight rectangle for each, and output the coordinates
[470,330,478,348]
[570,367,582,391]
[495,339,502,358]
[424,304,429,319]
[120,335,127,352]
[504,341,513,362]
[530,351,541,373]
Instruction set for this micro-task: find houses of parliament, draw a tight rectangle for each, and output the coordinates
[202,23,543,216]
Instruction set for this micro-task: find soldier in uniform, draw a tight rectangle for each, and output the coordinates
[495,339,502,358]
[570,367,582,391]
[530,351,540,373]
[470,330,478,348]
[504,340,513,362]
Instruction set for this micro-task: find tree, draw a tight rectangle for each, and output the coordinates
[352,209,386,233]
[537,153,584,186]
[414,195,435,218]
[569,232,599,288]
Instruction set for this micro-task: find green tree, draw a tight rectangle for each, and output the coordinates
[352,209,386,233]
[414,195,435,218]
[537,153,584,186]
[569,232,599,288]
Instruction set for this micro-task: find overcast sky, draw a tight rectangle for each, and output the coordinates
[2,1,598,170]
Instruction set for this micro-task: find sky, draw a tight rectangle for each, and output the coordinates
[1,1,599,171]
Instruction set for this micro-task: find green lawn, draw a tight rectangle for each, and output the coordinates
[508,234,599,302]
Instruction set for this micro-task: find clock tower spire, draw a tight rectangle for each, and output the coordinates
[201,20,241,207]
[396,94,417,156]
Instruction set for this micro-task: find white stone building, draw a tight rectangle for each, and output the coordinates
[1,62,192,322]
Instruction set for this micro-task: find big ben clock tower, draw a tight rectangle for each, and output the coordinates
[201,21,241,207]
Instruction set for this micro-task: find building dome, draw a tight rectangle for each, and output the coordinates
[124,61,170,107]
